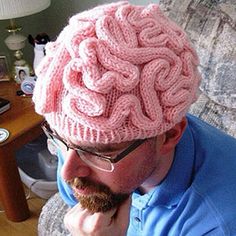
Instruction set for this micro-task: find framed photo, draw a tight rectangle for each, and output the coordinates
[0,55,10,82]
[15,66,30,84]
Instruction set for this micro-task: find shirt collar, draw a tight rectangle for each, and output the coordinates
[132,123,195,209]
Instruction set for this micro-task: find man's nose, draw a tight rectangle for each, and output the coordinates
[60,149,91,181]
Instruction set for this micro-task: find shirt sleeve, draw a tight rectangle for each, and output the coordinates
[56,149,78,207]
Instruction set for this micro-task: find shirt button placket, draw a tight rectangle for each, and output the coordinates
[132,208,142,231]
[134,216,141,223]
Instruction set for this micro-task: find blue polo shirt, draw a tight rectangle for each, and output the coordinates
[57,115,236,235]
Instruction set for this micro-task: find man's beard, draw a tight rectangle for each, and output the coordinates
[66,177,129,213]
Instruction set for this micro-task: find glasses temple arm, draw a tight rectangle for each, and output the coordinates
[110,139,146,163]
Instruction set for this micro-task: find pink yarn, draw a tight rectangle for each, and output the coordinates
[33,1,201,144]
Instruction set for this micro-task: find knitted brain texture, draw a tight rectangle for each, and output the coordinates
[33,1,201,144]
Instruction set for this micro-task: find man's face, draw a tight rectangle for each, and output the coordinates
[60,137,162,212]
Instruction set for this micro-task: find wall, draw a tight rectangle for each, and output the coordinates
[0,0,156,69]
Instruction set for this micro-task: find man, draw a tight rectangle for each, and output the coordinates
[33,2,236,235]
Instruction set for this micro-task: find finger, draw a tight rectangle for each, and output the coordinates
[64,203,87,233]
[96,207,117,225]
[64,203,116,234]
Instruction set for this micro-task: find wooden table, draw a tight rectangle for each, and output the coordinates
[0,82,43,222]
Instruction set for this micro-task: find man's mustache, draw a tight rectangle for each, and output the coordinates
[66,177,111,194]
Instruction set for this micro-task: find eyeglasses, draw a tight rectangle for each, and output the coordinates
[41,121,147,172]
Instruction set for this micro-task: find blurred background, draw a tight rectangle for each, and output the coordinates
[0,0,154,68]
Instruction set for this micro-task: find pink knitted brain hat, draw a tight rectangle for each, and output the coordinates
[33,1,201,144]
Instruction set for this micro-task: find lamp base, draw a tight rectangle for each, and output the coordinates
[4,33,26,51]
[4,20,34,82]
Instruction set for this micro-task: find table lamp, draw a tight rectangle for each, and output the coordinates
[0,0,51,70]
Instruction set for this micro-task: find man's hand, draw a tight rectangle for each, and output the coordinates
[64,196,132,236]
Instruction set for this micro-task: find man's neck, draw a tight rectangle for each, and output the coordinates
[138,151,175,194]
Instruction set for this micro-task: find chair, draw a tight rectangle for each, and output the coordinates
[38,1,236,235]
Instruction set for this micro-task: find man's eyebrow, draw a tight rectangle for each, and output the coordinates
[81,145,118,153]
[73,140,134,153]
[78,142,131,153]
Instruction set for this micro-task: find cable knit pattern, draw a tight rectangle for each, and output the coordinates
[33,1,201,144]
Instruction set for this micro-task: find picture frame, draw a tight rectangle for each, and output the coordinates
[15,66,30,84]
[0,55,10,82]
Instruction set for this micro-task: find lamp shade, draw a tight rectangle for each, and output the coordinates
[0,0,51,20]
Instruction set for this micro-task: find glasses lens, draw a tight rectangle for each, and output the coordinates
[77,150,114,172]
[52,137,68,153]
[47,139,58,155]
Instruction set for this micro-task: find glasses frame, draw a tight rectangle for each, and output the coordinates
[41,121,147,165]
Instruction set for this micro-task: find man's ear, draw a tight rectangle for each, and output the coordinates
[160,117,187,155]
